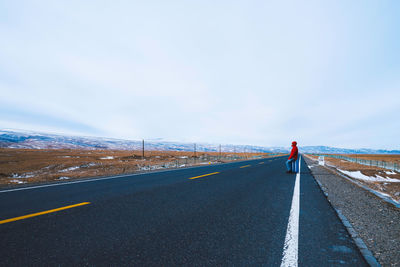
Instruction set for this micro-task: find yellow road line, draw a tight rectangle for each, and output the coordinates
[189,172,220,180]
[259,162,265,164]
[0,202,91,225]
[240,165,251,168]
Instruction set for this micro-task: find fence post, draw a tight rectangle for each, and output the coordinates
[142,139,145,159]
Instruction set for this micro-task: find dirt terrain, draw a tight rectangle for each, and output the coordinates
[306,154,400,202]
[0,148,275,187]
[343,154,400,163]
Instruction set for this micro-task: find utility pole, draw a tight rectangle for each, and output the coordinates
[142,139,145,159]
[194,143,197,164]
[219,144,221,160]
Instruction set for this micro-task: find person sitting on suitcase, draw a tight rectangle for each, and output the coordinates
[286,141,298,173]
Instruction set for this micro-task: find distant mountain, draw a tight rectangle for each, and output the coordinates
[0,129,269,152]
[0,129,399,154]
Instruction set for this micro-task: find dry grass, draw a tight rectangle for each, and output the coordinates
[0,148,275,187]
[306,154,400,202]
[334,154,400,163]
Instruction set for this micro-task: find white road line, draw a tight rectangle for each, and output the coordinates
[280,156,301,267]
[0,174,135,193]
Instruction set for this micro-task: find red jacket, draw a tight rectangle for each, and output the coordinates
[288,145,298,160]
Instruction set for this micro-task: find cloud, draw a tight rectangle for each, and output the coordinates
[0,0,399,149]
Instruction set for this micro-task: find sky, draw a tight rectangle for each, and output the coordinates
[1,0,399,149]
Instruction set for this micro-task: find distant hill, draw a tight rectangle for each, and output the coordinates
[0,129,399,154]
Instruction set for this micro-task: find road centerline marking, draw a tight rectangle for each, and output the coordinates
[0,202,91,225]
[188,172,220,180]
[281,156,301,267]
[240,165,251,168]
[259,162,265,164]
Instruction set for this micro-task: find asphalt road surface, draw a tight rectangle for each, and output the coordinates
[0,156,367,266]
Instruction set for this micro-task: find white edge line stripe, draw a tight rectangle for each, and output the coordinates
[0,158,276,193]
[280,156,301,267]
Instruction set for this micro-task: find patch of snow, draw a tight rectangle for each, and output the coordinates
[138,165,166,171]
[100,156,114,160]
[376,174,400,182]
[11,173,35,178]
[385,171,397,175]
[338,169,400,182]
[10,179,26,184]
[58,176,70,180]
[59,166,80,172]
[80,163,97,168]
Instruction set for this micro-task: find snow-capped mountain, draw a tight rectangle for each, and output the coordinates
[0,129,399,154]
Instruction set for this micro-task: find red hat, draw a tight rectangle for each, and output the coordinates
[292,141,297,145]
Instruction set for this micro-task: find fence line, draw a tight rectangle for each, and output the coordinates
[136,155,247,171]
[311,154,400,172]
[137,154,283,171]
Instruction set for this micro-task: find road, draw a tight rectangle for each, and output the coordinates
[0,156,367,266]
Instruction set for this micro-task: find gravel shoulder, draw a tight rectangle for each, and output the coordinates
[306,154,400,202]
[304,156,400,267]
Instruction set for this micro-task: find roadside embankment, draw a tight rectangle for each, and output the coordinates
[0,148,278,187]
[304,156,400,266]
[306,154,400,203]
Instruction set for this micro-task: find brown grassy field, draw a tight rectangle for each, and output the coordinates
[0,148,276,187]
[334,154,400,163]
[306,154,400,201]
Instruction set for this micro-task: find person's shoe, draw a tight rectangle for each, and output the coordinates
[286,170,292,173]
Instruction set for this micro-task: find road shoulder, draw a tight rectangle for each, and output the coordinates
[304,156,399,266]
